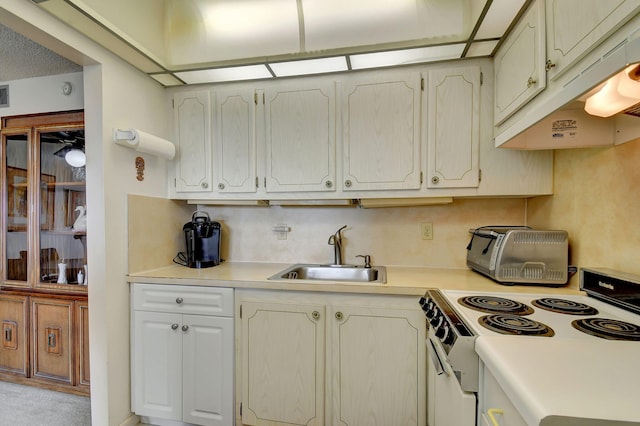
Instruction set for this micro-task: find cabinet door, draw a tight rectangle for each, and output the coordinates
[241,302,325,426]
[426,66,480,189]
[76,300,90,388]
[31,297,73,384]
[494,0,546,125]
[479,364,527,426]
[215,89,257,193]
[546,0,640,81]
[342,74,422,191]
[133,310,183,421]
[182,314,234,426]
[264,83,336,193]
[174,91,213,193]
[329,306,426,426]
[0,294,28,375]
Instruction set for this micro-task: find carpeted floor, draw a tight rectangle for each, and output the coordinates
[0,381,91,425]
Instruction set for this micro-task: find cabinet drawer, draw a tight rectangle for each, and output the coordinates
[133,284,233,317]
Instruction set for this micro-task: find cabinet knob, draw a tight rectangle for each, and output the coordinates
[182,325,189,332]
[176,297,184,304]
[325,180,333,188]
[312,311,320,321]
[335,311,344,321]
[218,183,225,190]
[171,324,179,330]
[431,176,440,184]
[201,182,209,189]
[545,59,556,71]
[527,77,536,87]
[344,180,352,188]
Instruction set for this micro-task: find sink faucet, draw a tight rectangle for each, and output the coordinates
[328,225,347,265]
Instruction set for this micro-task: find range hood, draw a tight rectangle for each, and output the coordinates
[496,23,640,149]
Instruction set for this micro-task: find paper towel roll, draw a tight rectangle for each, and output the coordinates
[113,128,176,160]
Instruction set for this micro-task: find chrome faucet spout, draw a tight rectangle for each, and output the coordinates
[328,225,347,265]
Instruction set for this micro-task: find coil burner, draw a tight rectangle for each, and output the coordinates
[572,318,640,341]
[478,314,555,337]
[532,298,599,315]
[458,295,534,315]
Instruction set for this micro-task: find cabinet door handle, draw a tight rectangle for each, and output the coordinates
[182,325,189,332]
[545,59,556,71]
[527,77,536,87]
[4,328,11,342]
[312,311,320,321]
[487,408,504,426]
[47,332,56,348]
[171,324,179,330]
[335,311,344,321]
[176,297,184,304]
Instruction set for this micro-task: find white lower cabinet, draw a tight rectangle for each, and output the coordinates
[131,284,234,426]
[238,291,426,426]
[478,363,526,426]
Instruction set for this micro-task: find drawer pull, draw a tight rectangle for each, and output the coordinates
[176,297,184,304]
[171,324,179,330]
[182,325,189,332]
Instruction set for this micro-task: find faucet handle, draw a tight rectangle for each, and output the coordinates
[356,254,372,268]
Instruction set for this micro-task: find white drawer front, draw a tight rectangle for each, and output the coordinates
[133,283,233,317]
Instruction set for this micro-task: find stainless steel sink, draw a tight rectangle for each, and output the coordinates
[269,264,387,284]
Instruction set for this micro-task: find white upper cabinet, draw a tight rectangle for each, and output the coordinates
[214,89,257,194]
[545,0,640,81]
[173,91,212,193]
[341,73,422,191]
[494,0,546,126]
[426,66,480,189]
[264,83,336,193]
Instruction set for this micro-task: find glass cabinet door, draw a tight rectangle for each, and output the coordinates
[3,130,30,285]
[38,127,86,287]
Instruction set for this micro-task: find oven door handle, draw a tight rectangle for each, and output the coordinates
[428,338,449,377]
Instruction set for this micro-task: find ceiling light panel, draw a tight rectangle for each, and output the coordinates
[167,0,300,66]
[150,73,184,86]
[474,0,527,39]
[302,0,475,51]
[175,65,273,84]
[465,40,499,57]
[270,57,348,77]
[350,44,465,70]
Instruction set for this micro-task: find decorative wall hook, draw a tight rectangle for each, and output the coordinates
[135,156,145,181]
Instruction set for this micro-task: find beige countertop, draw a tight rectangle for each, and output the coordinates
[127,262,582,296]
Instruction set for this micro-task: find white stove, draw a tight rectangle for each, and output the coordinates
[420,268,640,426]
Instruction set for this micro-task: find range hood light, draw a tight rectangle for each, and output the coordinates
[584,64,640,117]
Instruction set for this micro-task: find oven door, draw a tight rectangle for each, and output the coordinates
[427,327,476,426]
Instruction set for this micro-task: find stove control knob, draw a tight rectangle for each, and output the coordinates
[425,303,438,319]
[435,322,449,339]
[442,327,455,345]
[418,297,428,309]
[430,313,444,329]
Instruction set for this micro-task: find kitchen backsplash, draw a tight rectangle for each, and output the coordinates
[128,138,640,289]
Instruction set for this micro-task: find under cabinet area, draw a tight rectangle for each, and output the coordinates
[131,283,234,426]
[237,290,426,426]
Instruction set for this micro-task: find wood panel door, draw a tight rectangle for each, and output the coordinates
[341,73,422,191]
[241,302,325,426]
[31,297,73,384]
[0,294,28,375]
[329,306,426,426]
[76,299,90,388]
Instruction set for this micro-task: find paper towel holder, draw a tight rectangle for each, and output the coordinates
[112,128,176,160]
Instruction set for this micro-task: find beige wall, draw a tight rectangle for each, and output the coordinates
[190,198,526,269]
[528,138,640,286]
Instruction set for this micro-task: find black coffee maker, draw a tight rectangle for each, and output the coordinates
[183,211,221,268]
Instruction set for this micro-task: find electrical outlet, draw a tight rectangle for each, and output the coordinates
[421,222,433,240]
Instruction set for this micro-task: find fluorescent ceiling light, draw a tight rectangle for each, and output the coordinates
[475,0,527,39]
[175,65,272,84]
[350,44,465,70]
[270,57,348,77]
[585,64,640,117]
